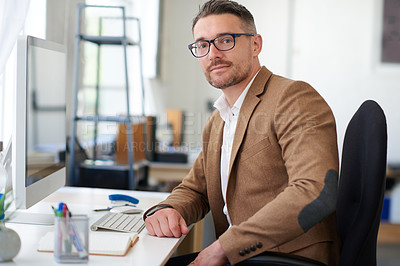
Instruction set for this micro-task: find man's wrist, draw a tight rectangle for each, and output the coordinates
[143,204,173,219]
[215,240,228,258]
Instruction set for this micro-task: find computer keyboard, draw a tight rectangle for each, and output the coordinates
[90,212,145,233]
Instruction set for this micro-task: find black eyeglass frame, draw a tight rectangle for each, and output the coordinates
[188,33,254,58]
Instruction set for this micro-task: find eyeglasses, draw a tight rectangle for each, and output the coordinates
[188,33,254,58]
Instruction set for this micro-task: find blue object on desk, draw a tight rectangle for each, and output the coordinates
[70,221,87,258]
[109,194,139,205]
[0,193,4,220]
[381,196,390,221]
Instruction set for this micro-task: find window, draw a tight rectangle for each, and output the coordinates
[75,0,160,147]
[0,0,46,142]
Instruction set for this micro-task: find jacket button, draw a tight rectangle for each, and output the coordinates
[244,248,250,254]
[250,245,256,251]
[256,242,263,248]
[239,250,246,256]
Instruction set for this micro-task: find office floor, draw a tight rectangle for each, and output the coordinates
[378,245,400,265]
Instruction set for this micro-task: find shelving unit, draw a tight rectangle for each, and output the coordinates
[68,4,146,190]
[378,166,400,245]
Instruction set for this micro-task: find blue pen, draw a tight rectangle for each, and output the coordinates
[70,224,87,258]
[57,202,71,253]
[64,204,88,258]
[58,202,65,217]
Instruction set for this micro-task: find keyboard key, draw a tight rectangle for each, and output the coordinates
[91,212,145,233]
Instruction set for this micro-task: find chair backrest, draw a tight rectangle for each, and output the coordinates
[337,100,387,266]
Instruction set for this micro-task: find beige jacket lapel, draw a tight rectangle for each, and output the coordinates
[228,67,272,176]
[207,114,225,199]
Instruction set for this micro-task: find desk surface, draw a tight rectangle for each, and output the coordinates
[5,186,187,266]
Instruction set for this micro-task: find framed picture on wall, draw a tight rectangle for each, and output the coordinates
[381,0,400,63]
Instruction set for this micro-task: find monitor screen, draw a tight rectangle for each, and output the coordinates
[9,35,66,224]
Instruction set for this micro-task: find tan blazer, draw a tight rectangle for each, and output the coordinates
[151,66,340,265]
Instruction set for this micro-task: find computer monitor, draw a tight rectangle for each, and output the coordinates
[8,35,67,224]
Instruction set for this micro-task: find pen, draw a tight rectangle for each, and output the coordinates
[57,202,71,253]
[63,204,67,218]
[52,205,63,253]
[93,203,137,212]
[70,222,88,258]
[58,202,65,217]
[65,204,72,218]
[51,205,58,216]
[64,204,88,258]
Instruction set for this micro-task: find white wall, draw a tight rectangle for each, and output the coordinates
[156,0,292,147]
[288,0,400,163]
[156,0,212,147]
[159,0,400,163]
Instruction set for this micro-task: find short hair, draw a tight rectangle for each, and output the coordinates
[192,0,257,34]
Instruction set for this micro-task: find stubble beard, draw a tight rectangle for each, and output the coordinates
[205,60,252,90]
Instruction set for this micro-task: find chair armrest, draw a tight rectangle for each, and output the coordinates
[235,251,326,266]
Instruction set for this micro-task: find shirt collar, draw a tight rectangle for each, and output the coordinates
[214,69,260,122]
[214,94,231,122]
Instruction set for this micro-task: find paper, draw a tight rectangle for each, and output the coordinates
[38,231,138,256]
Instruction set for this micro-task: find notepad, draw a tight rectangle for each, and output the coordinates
[38,231,139,256]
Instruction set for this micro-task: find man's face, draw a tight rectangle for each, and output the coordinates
[193,14,256,90]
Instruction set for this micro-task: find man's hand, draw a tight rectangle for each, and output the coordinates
[145,207,189,238]
[189,240,228,266]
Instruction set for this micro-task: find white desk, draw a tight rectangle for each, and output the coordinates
[4,186,188,266]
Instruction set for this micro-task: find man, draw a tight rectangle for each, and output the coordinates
[144,0,339,265]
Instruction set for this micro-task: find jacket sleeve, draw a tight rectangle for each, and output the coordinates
[143,114,219,225]
[219,80,339,264]
[158,149,210,224]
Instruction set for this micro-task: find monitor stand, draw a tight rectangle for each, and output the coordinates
[5,210,54,225]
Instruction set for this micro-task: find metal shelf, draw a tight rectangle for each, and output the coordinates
[80,35,139,46]
[69,4,145,190]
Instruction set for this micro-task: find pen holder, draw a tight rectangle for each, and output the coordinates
[54,215,89,263]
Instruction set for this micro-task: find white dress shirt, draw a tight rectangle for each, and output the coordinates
[213,72,259,226]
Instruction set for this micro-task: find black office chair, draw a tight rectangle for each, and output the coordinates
[237,100,388,266]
